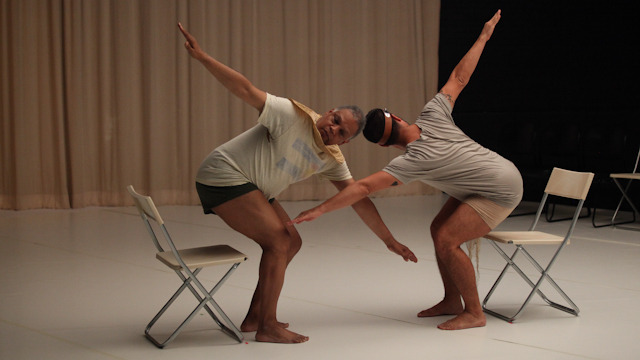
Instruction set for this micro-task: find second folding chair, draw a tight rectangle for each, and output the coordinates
[482,167,594,323]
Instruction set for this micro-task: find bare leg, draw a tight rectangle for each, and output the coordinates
[417,253,463,317]
[422,197,491,330]
[418,198,464,317]
[241,285,289,331]
[241,200,298,332]
[213,192,308,343]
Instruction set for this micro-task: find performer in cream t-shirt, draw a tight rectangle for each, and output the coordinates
[196,93,352,201]
[179,23,417,344]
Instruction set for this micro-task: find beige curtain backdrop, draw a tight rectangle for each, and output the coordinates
[1,0,440,210]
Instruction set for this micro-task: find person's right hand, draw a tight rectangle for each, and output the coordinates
[178,22,205,60]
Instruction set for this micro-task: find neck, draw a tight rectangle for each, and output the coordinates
[398,124,421,147]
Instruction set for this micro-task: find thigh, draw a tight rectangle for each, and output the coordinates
[464,195,514,230]
[212,190,289,248]
[432,197,491,248]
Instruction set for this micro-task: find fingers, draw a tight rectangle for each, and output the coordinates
[177,22,196,46]
[177,22,189,37]
[480,10,501,41]
[287,213,312,225]
[489,9,501,25]
[390,243,418,263]
[403,249,418,263]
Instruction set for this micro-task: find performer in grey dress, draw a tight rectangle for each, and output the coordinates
[291,10,521,331]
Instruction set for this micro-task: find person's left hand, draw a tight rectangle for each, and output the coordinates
[387,241,418,263]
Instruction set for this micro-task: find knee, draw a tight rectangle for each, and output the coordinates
[431,223,454,256]
[259,233,290,256]
[288,233,302,256]
[260,231,300,257]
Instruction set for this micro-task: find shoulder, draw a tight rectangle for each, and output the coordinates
[263,93,296,113]
[419,93,454,122]
[432,93,453,114]
[258,94,302,128]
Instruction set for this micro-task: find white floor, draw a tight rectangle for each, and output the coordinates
[1,194,639,360]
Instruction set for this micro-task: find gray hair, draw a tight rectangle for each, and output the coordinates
[337,105,366,139]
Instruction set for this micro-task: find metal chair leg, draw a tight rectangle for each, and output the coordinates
[144,264,244,348]
[483,242,579,323]
[611,178,640,231]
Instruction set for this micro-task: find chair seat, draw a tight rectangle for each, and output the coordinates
[157,245,247,270]
[610,173,640,180]
[484,231,566,245]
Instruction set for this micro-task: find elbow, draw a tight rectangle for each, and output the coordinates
[357,181,376,198]
[348,182,375,210]
[453,71,469,88]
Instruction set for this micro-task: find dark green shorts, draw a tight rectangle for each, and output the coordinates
[195,182,273,214]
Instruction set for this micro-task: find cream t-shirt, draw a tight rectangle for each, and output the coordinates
[196,93,352,199]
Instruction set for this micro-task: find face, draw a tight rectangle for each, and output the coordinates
[315,109,359,145]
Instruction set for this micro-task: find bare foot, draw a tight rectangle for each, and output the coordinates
[255,325,309,344]
[241,319,289,332]
[437,311,486,330]
[417,300,463,317]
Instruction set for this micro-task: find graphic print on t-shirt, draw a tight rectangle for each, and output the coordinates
[276,138,324,181]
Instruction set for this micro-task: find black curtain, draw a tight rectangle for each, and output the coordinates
[439,1,640,208]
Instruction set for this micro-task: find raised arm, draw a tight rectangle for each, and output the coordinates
[439,9,501,108]
[178,22,267,112]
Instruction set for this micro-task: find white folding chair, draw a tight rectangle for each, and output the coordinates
[127,185,247,348]
[609,145,640,230]
[482,168,594,323]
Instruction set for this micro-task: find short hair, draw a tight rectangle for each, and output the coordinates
[364,108,399,146]
[337,105,365,139]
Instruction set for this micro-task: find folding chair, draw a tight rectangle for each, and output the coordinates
[609,145,640,230]
[482,168,594,323]
[127,185,247,348]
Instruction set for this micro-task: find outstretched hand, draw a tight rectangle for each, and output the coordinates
[178,22,204,60]
[480,9,501,41]
[289,205,417,263]
[387,241,418,263]
[288,207,323,225]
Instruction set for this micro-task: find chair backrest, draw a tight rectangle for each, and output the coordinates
[127,185,169,253]
[127,185,165,225]
[529,168,594,232]
[544,167,594,200]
